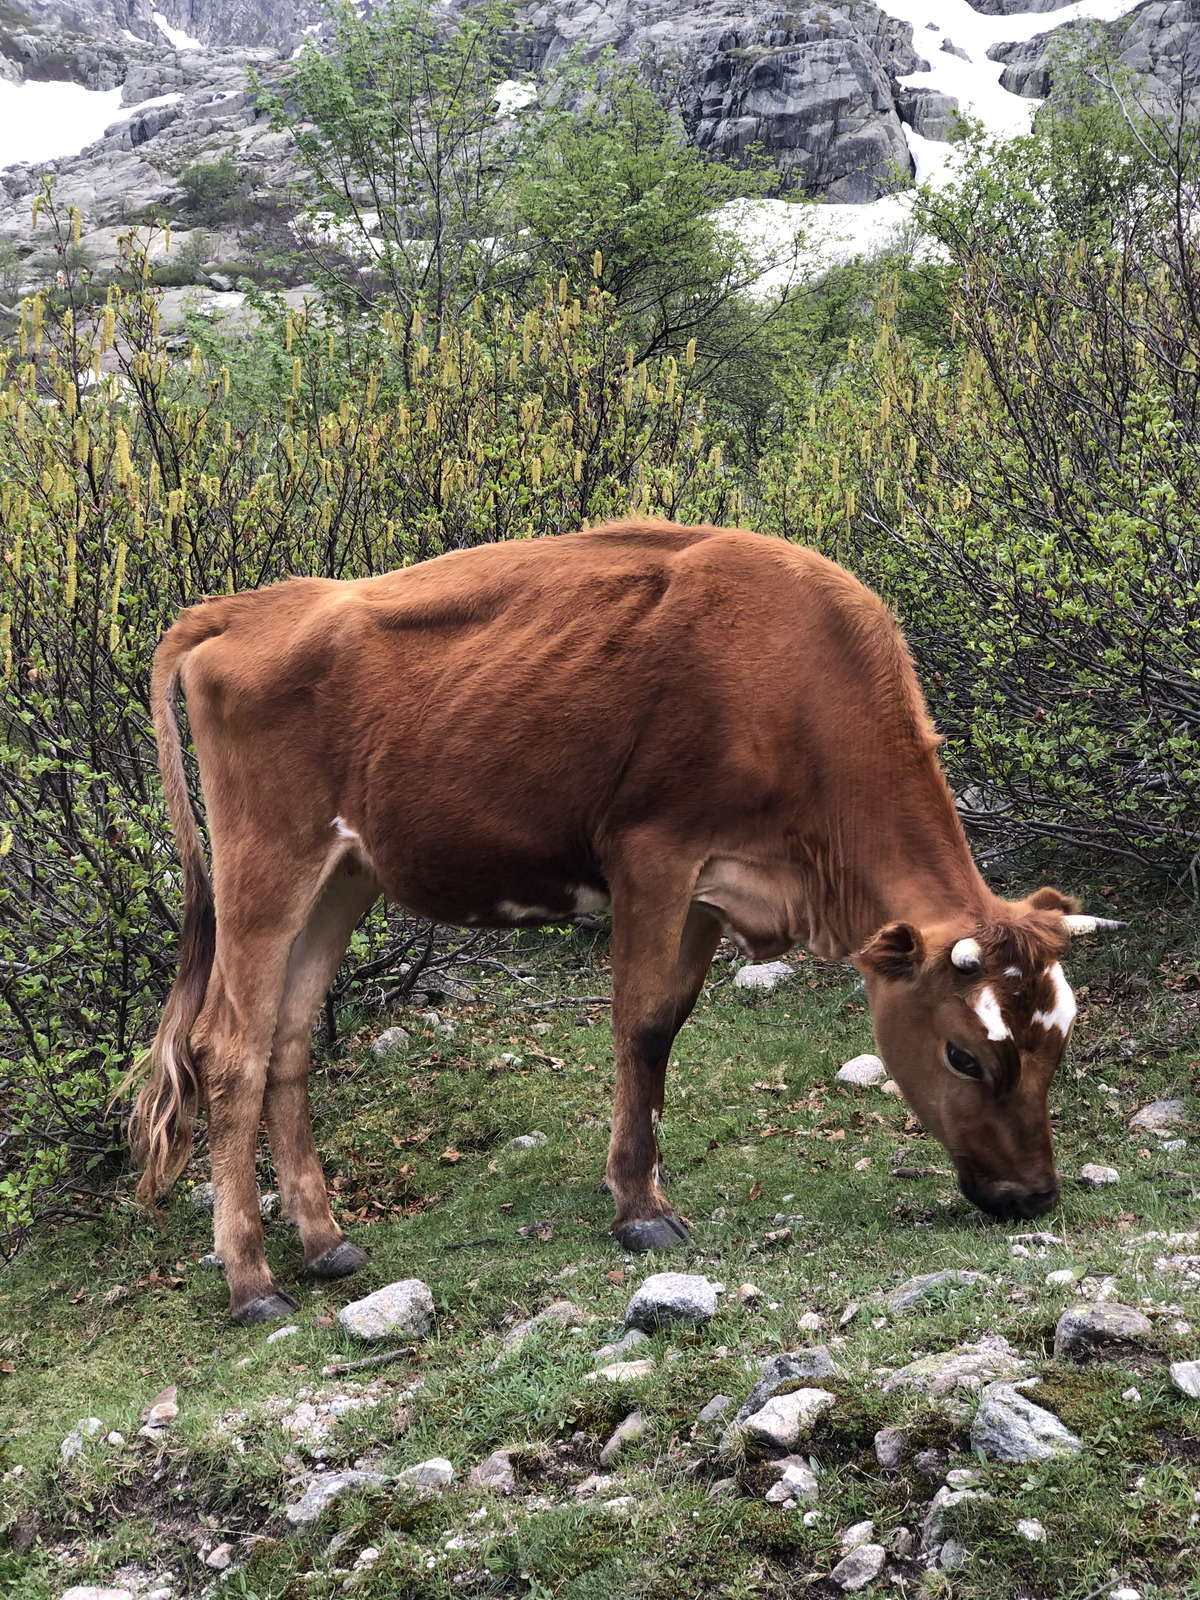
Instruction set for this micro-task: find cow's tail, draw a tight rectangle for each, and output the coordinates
[119,609,225,1204]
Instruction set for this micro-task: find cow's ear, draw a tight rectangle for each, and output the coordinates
[1028,887,1081,915]
[856,921,925,981]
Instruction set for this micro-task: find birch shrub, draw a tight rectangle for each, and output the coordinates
[0,200,735,1246]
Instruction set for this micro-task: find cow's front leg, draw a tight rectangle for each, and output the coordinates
[605,849,718,1252]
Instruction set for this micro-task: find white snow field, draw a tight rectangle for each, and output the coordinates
[0,78,125,170]
[152,12,203,52]
[738,0,1147,294]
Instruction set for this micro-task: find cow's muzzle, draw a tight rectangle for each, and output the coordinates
[959,1176,1061,1220]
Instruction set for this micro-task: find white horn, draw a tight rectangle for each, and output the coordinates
[950,937,983,972]
[1063,914,1127,935]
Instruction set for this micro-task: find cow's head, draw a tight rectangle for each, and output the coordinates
[853,888,1123,1220]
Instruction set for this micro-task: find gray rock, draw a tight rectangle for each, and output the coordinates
[913,1447,947,1479]
[199,1253,224,1271]
[697,1393,733,1424]
[594,1327,651,1362]
[1080,1163,1120,1187]
[468,1448,516,1493]
[338,1279,434,1342]
[1054,1303,1153,1360]
[970,1382,1082,1462]
[764,1457,819,1504]
[830,1543,887,1590]
[1170,1359,1200,1398]
[873,1426,906,1468]
[835,1054,887,1087]
[1131,1099,1187,1135]
[205,1543,233,1570]
[707,1476,739,1501]
[939,1537,970,1569]
[941,38,971,61]
[188,1181,276,1218]
[883,1270,986,1314]
[736,1347,839,1421]
[60,1417,105,1462]
[741,1388,835,1452]
[922,1485,990,1550]
[625,1272,719,1331]
[966,0,1074,12]
[395,1457,454,1491]
[59,1590,135,1600]
[495,1300,579,1362]
[285,1470,386,1527]
[840,1518,874,1550]
[599,1410,646,1466]
[507,1131,548,1149]
[266,1323,299,1343]
[371,1026,410,1059]
[734,960,795,991]
[882,1334,1022,1396]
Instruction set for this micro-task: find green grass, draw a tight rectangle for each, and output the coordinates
[1,880,1199,1598]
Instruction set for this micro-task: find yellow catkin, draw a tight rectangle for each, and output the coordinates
[65,532,77,608]
[108,542,127,652]
[292,358,302,395]
[0,614,9,680]
[593,250,603,279]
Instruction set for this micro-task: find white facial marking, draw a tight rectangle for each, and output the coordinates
[497,900,559,922]
[1032,962,1076,1037]
[1005,966,1022,979]
[973,986,1013,1042]
[331,815,360,842]
[572,886,611,913]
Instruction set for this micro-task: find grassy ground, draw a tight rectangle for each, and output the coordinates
[1,875,1198,1600]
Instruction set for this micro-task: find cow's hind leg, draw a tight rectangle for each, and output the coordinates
[606,853,720,1253]
[263,861,379,1280]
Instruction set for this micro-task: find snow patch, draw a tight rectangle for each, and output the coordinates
[152,11,203,51]
[0,80,125,169]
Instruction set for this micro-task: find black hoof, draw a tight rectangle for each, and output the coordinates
[308,1241,369,1279]
[614,1215,691,1253]
[230,1289,301,1326]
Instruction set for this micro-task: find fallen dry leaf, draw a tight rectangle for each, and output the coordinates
[440,1147,462,1164]
[102,1284,129,1306]
[0,1360,15,1374]
[66,1286,86,1304]
[748,1180,762,1201]
[606,1270,626,1285]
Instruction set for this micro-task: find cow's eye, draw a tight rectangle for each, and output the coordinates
[945,1042,984,1080]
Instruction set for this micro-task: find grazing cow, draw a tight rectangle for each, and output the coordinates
[131,520,1120,1323]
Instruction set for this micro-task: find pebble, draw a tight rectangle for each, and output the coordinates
[696,1394,732,1424]
[188,1182,277,1218]
[370,1026,410,1059]
[1123,1386,1141,1403]
[1162,1138,1187,1152]
[873,1426,906,1468]
[603,1495,635,1518]
[1111,1589,1142,1600]
[1080,1164,1120,1187]
[267,1325,299,1344]
[496,1300,580,1362]
[970,1382,1082,1462]
[707,1477,739,1501]
[467,1449,515,1494]
[395,1457,455,1491]
[625,1272,719,1331]
[764,1457,819,1504]
[587,1359,656,1384]
[835,1054,888,1087]
[1045,1268,1077,1286]
[599,1411,646,1466]
[1017,1519,1046,1542]
[888,1527,915,1557]
[880,1079,903,1097]
[882,1270,986,1314]
[593,1328,650,1363]
[840,1519,874,1550]
[1169,1359,1200,1399]
[923,1485,989,1550]
[105,1432,125,1448]
[829,1542,887,1591]
[338,1279,434,1342]
[1130,1099,1187,1135]
[285,1470,387,1527]
[881,1334,1021,1397]
[205,1544,233,1571]
[939,1537,969,1569]
[798,1311,823,1331]
[736,1282,761,1304]
[59,1590,134,1600]
[60,1417,104,1462]
[740,1388,835,1452]
[735,1348,839,1424]
[199,1254,224,1271]
[734,960,795,991]
[1054,1303,1153,1360]
[506,1131,548,1149]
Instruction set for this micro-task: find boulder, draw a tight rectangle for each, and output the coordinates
[836,1054,888,1087]
[969,1382,1082,1462]
[736,1347,839,1421]
[338,1279,434,1342]
[1054,1303,1153,1361]
[883,1270,986,1314]
[829,1543,887,1590]
[1130,1099,1187,1135]
[395,1457,455,1491]
[882,1334,1021,1396]
[1169,1359,1200,1398]
[741,1388,835,1452]
[734,960,795,991]
[285,1470,387,1527]
[468,1449,515,1493]
[371,1026,410,1059]
[625,1272,719,1330]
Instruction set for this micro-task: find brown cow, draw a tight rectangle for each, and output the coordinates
[130,520,1119,1323]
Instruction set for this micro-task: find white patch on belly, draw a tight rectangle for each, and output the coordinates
[331,815,361,843]
[1005,966,1022,979]
[1032,962,1077,1037]
[573,886,611,913]
[497,901,559,923]
[973,986,1012,1041]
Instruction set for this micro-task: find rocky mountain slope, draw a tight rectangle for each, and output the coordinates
[0,0,1196,301]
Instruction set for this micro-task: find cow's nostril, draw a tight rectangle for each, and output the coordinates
[959,1177,1060,1220]
[1018,1185,1060,1219]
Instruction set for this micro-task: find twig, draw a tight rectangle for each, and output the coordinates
[510,995,613,1010]
[320,1346,415,1377]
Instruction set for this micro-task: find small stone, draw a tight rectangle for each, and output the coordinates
[496,1300,580,1362]
[1162,1138,1187,1152]
[706,1477,738,1501]
[1017,1518,1046,1542]
[798,1311,823,1331]
[190,1182,216,1213]
[593,1327,650,1363]
[1130,1099,1187,1135]
[736,1348,839,1421]
[923,1485,990,1549]
[395,1457,455,1491]
[764,1456,820,1503]
[913,1448,947,1480]
[1169,1359,1200,1398]
[888,1526,915,1556]
[573,1473,614,1499]
[507,1131,548,1149]
[105,1432,125,1447]
[267,1324,299,1344]
[741,1388,835,1451]
[1054,1303,1153,1360]
[829,1542,887,1590]
[970,1382,1082,1462]
[1045,1268,1077,1286]
[258,1191,279,1221]
[696,1394,733,1424]
[371,1026,410,1059]
[946,1468,980,1488]
[734,960,795,991]
[60,1417,105,1462]
[58,1590,134,1600]
[883,1270,986,1314]
[840,1519,874,1550]
[710,1207,727,1223]
[532,1022,552,1036]
[625,1272,719,1331]
[1123,1387,1141,1402]
[199,1254,224,1271]
[939,1537,970,1569]
[882,1334,1021,1396]
[588,1358,656,1383]
[1111,1589,1142,1600]
[880,1079,904,1097]
[205,1543,233,1570]
[836,1054,887,1087]
[338,1279,434,1342]
[1080,1164,1120,1187]
[285,1470,386,1527]
[873,1426,906,1469]
[737,1282,761,1304]
[468,1449,515,1493]
[599,1410,646,1466]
